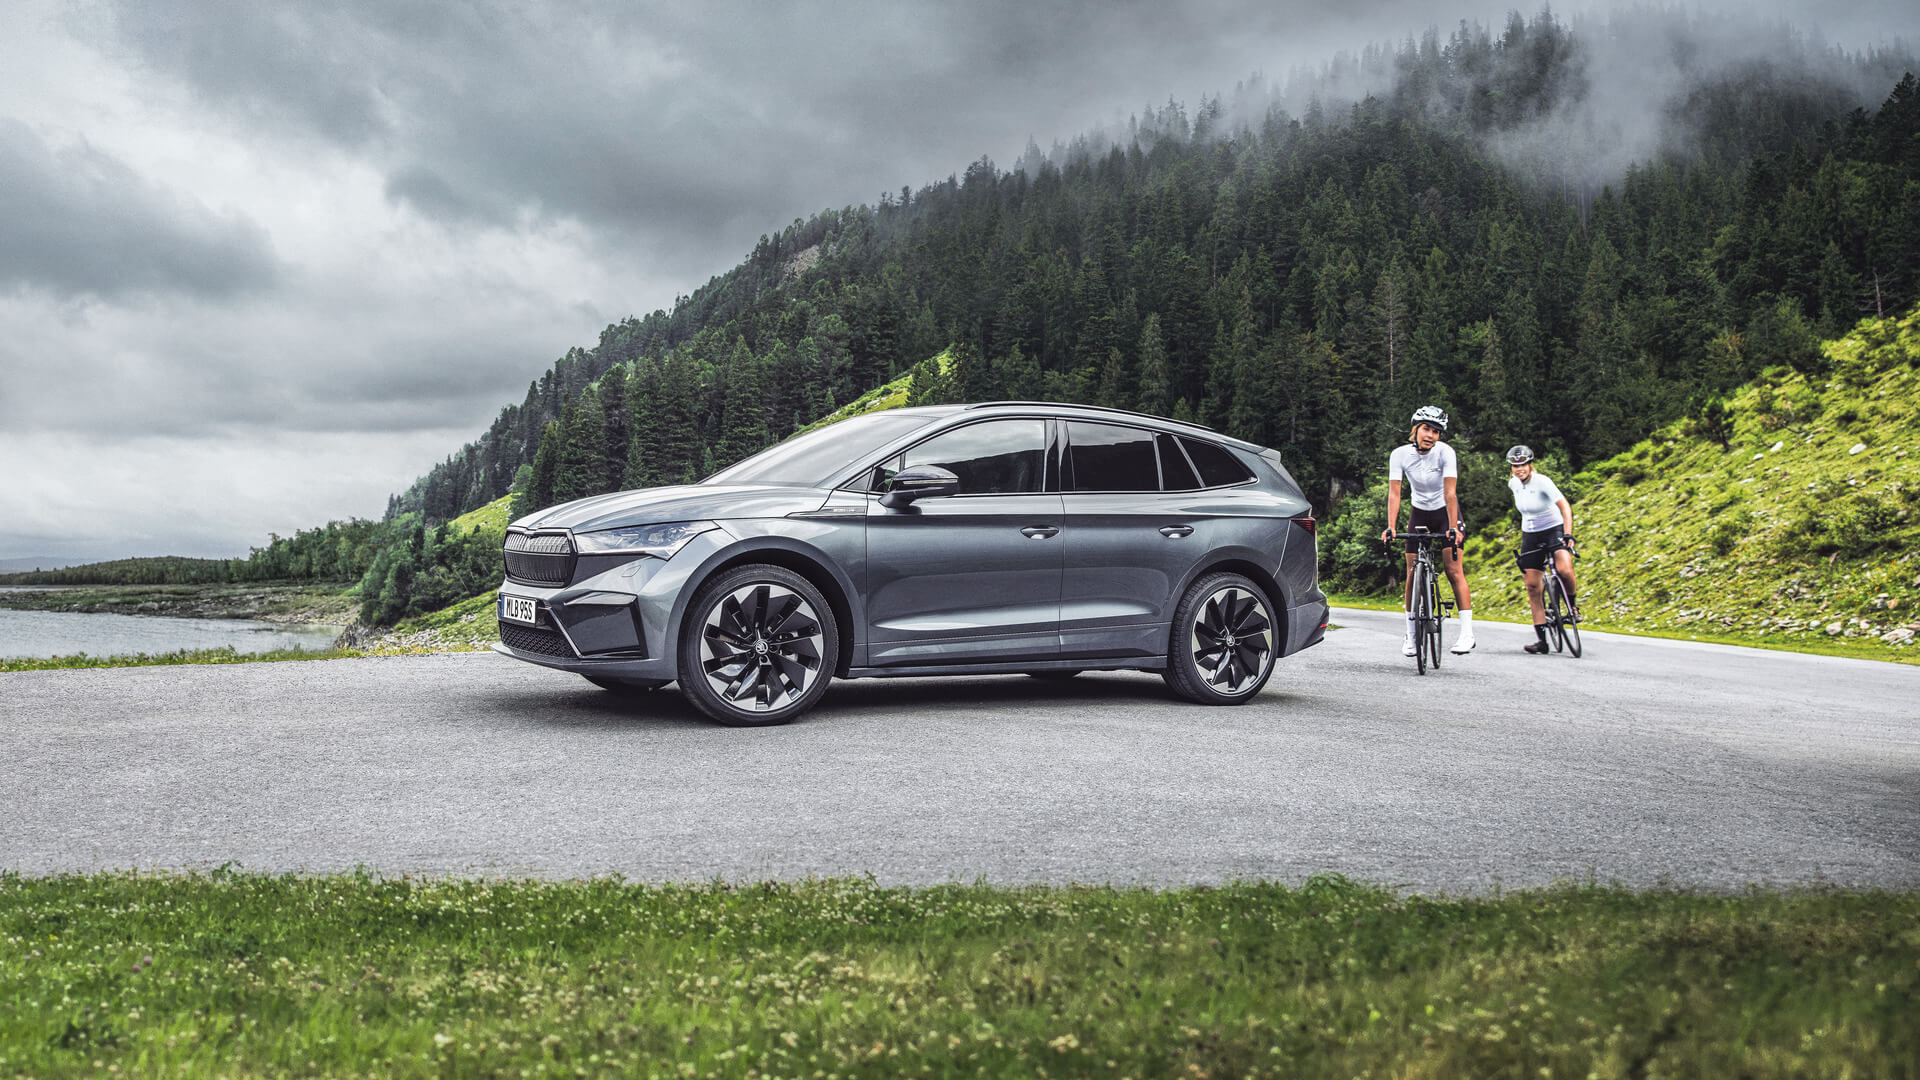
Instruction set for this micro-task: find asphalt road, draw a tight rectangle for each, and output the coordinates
[4,609,1917,893]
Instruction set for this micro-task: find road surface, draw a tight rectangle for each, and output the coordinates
[4,609,1916,892]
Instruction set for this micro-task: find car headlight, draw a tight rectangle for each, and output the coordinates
[572,520,718,559]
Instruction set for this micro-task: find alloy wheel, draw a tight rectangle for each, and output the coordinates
[699,583,826,712]
[1189,585,1275,695]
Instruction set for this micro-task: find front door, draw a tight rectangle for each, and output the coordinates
[862,418,1063,666]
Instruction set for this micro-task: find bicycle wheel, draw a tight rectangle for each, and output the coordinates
[1426,564,1445,669]
[1557,574,1583,658]
[1412,562,1430,675]
[1543,573,1567,653]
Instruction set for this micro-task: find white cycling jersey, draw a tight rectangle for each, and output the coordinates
[1509,471,1568,533]
[1387,441,1457,511]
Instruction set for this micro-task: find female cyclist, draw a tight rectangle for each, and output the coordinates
[1380,405,1475,656]
[1506,445,1578,654]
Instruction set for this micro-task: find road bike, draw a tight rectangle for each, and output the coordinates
[1540,535,1582,657]
[1395,527,1455,675]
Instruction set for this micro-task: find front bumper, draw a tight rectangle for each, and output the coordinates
[492,529,732,682]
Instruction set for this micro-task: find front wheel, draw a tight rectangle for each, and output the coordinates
[1162,573,1279,704]
[1549,574,1583,658]
[1544,576,1567,654]
[677,565,839,727]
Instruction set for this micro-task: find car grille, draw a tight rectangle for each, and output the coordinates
[504,531,575,586]
[499,621,576,658]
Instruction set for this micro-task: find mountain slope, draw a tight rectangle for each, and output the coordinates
[1460,307,1920,658]
[387,14,1918,531]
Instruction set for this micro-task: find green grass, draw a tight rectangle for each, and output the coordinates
[0,873,1913,1079]
[0,646,362,672]
[1456,309,1920,663]
[448,496,513,534]
[789,350,944,436]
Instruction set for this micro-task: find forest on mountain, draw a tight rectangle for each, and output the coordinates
[18,12,1917,629]
[389,11,1919,546]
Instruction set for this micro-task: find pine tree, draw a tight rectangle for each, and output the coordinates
[715,337,768,468]
[1135,315,1171,417]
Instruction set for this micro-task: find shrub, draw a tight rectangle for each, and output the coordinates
[1318,484,1402,595]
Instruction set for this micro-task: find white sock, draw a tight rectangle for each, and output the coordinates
[1459,610,1474,632]
[1406,614,1417,637]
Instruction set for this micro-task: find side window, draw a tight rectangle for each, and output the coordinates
[1181,437,1255,487]
[1157,433,1201,491]
[872,419,1047,495]
[1066,422,1159,491]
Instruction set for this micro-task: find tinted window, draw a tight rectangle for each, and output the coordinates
[1157,433,1201,491]
[1067,422,1159,491]
[873,419,1047,495]
[1182,438,1255,487]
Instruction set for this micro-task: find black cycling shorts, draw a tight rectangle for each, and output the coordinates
[1403,506,1455,553]
[1517,527,1566,571]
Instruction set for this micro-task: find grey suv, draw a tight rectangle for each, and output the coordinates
[494,402,1327,725]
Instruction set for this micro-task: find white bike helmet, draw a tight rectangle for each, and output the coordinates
[1411,405,1448,431]
[1505,445,1534,465]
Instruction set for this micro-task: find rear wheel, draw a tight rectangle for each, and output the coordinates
[677,565,838,727]
[1163,573,1278,704]
[584,675,670,695]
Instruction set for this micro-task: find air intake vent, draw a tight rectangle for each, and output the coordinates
[499,622,576,658]
[503,530,576,586]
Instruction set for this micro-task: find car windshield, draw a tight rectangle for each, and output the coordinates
[702,411,945,487]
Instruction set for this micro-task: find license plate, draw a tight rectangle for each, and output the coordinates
[500,595,537,625]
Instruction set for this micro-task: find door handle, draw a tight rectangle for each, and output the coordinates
[1020,525,1060,539]
[1159,525,1194,538]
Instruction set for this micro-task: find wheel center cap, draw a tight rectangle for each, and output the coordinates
[753,637,769,656]
[1224,633,1237,647]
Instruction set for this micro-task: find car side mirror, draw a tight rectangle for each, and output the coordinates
[879,465,961,508]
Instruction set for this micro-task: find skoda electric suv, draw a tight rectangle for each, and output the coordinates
[494,402,1328,725]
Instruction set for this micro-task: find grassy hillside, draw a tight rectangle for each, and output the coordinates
[1461,309,1920,660]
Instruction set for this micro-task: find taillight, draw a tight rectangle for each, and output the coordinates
[1293,515,1316,534]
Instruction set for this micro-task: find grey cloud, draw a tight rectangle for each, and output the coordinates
[0,119,279,300]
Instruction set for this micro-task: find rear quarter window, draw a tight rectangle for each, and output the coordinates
[1181,438,1255,487]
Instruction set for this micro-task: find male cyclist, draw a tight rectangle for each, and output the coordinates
[1380,405,1475,655]
[1505,445,1578,654]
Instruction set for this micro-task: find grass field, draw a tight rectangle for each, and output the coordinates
[1,873,1914,1078]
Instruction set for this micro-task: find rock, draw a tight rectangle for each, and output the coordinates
[1770,441,1784,453]
[1826,621,1845,635]
[1849,443,1866,455]
[1883,628,1915,645]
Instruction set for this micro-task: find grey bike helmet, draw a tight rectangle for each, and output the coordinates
[1411,405,1448,431]
[1505,445,1534,465]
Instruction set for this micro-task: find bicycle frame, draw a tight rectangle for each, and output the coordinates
[1400,527,1455,674]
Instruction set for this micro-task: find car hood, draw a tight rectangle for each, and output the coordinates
[511,484,833,533]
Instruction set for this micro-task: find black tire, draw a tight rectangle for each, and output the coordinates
[1554,575,1584,658]
[1162,572,1280,704]
[584,675,670,695]
[1025,670,1083,681]
[1412,564,1429,676]
[1544,576,1567,654]
[1425,570,1444,670]
[676,564,839,727]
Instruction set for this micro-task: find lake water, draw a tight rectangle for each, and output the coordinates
[0,605,342,660]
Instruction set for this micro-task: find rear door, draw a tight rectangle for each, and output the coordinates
[1057,423,1219,659]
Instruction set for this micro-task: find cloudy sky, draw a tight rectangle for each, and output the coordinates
[2,0,1914,564]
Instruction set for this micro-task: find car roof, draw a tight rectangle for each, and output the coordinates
[955,401,1266,452]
